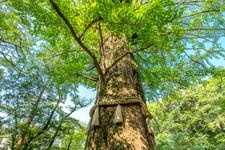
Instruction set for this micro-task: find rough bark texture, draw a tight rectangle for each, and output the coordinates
[85,35,155,150]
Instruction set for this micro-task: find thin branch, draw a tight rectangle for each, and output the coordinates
[102,35,111,46]
[188,28,225,31]
[15,79,50,149]
[98,22,104,57]
[184,51,208,70]
[28,98,61,142]
[0,51,23,73]
[176,1,204,6]
[105,51,130,75]
[0,0,7,3]
[0,39,19,47]
[48,0,104,82]
[51,49,77,58]
[64,101,87,118]
[97,21,106,73]
[185,33,219,45]
[180,9,220,19]
[105,43,154,75]
[0,39,25,59]
[50,51,98,82]
[135,52,146,62]
[184,34,220,39]
[29,79,51,120]
[76,73,98,82]
[79,17,102,39]
[138,43,155,52]
[42,99,61,131]
[185,47,215,55]
[66,134,73,150]
[87,65,95,71]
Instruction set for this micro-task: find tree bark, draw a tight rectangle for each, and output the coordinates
[85,35,155,150]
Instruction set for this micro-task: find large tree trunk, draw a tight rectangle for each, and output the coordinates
[85,35,155,150]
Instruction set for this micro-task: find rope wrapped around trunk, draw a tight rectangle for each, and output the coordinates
[89,97,152,119]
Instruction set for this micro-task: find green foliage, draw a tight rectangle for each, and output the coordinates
[1,0,225,149]
[59,119,86,150]
[0,4,89,148]
[3,0,224,97]
[149,74,225,149]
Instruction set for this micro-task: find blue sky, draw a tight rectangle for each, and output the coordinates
[72,86,96,123]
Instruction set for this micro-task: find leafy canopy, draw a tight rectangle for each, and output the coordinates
[4,0,225,100]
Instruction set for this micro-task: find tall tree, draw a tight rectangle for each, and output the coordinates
[3,0,225,149]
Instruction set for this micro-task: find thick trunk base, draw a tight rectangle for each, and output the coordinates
[86,104,155,150]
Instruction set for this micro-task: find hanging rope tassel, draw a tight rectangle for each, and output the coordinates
[113,104,123,124]
[91,106,100,127]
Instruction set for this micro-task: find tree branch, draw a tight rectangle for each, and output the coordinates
[97,22,107,73]
[98,22,104,57]
[176,1,204,6]
[180,9,220,19]
[51,49,77,58]
[184,51,208,70]
[185,33,219,45]
[79,17,102,39]
[29,79,51,121]
[105,43,154,75]
[27,98,61,143]
[0,0,7,3]
[138,43,155,52]
[105,51,130,75]
[0,51,23,73]
[188,28,225,31]
[15,79,50,149]
[0,39,19,47]
[48,0,104,82]
[76,73,98,82]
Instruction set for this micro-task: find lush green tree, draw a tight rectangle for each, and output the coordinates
[1,0,225,149]
[0,45,89,149]
[51,118,86,150]
[149,73,225,149]
[0,5,89,149]
[0,48,90,149]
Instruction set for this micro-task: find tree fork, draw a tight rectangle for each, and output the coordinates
[49,0,104,82]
